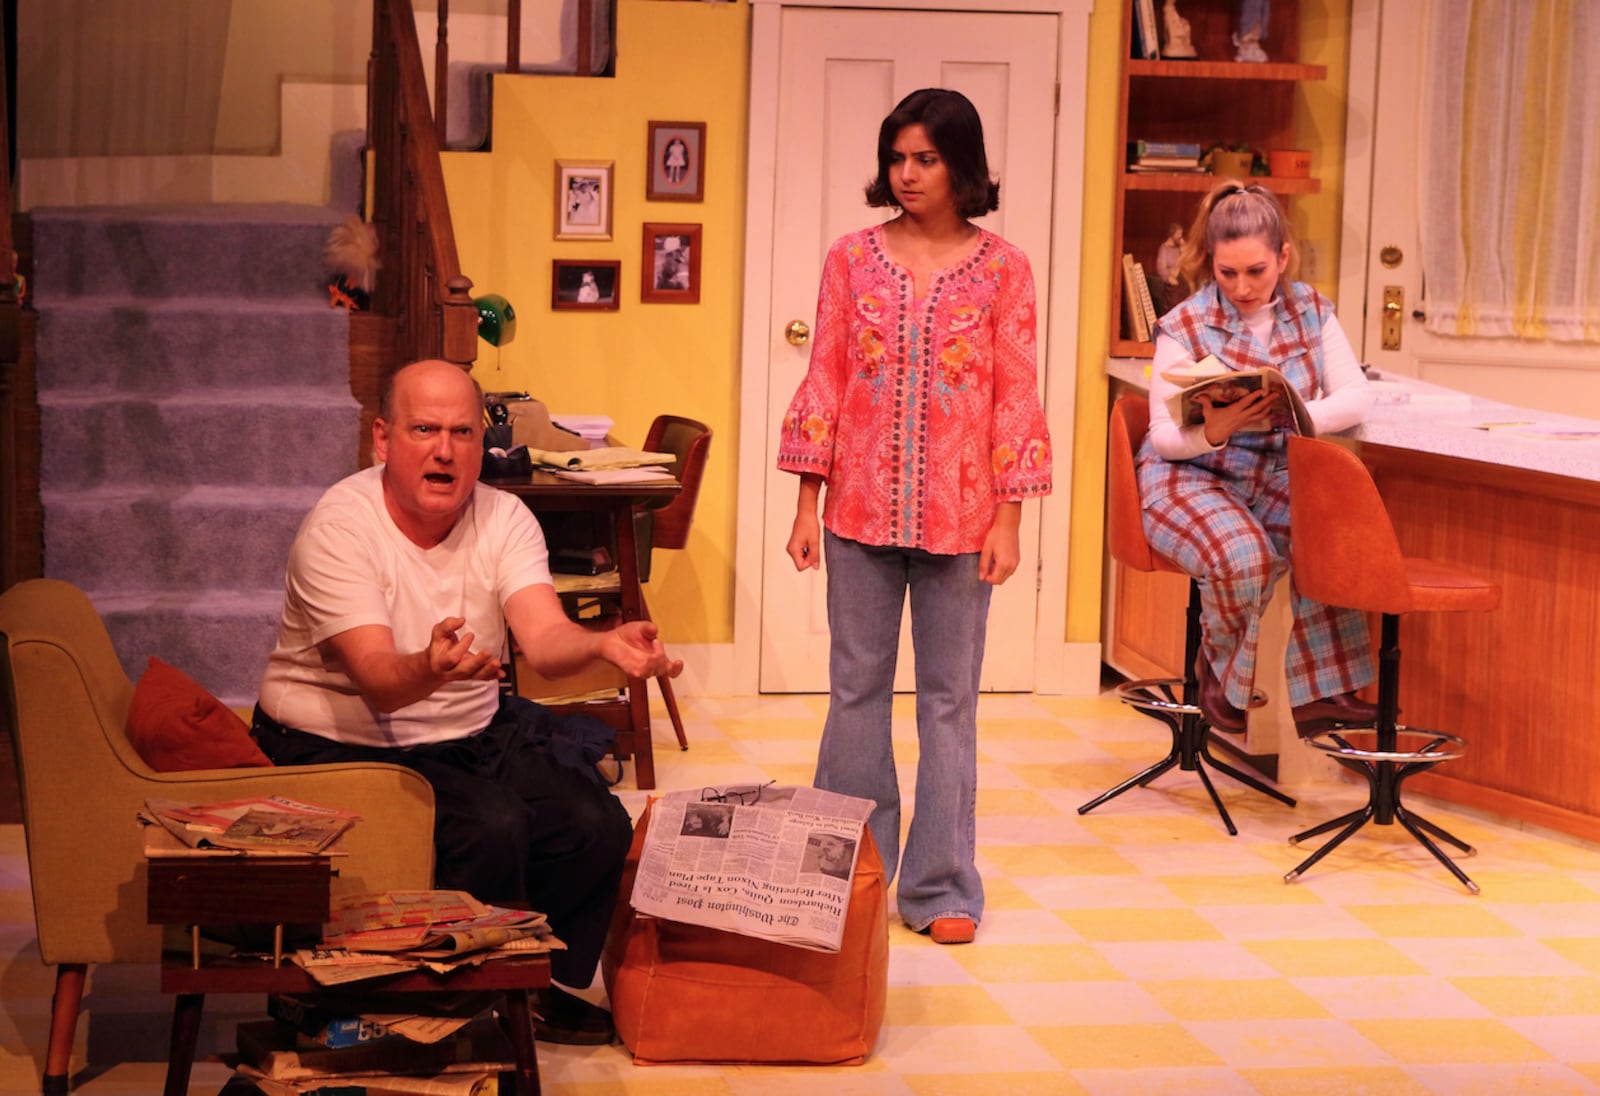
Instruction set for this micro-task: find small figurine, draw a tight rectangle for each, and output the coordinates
[1156,223,1185,288]
[1233,0,1270,62]
[1162,0,1198,59]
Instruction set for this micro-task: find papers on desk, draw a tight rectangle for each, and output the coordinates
[547,465,677,485]
[527,445,675,471]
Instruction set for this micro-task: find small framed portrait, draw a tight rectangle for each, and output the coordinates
[646,121,705,202]
[551,259,621,311]
[554,160,614,241]
[640,223,701,304]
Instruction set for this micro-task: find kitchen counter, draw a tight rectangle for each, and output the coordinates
[1103,360,1600,840]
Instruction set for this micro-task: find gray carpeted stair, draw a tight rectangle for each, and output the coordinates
[32,203,359,707]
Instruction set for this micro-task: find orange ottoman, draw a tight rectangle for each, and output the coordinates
[601,801,888,1065]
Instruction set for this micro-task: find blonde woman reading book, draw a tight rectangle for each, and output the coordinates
[1140,180,1375,736]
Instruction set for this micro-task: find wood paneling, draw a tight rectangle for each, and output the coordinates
[1364,444,1600,832]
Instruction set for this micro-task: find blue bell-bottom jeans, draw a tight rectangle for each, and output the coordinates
[814,530,992,931]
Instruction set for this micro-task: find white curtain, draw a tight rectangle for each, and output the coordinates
[1419,0,1600,342]
[18,0,228,158]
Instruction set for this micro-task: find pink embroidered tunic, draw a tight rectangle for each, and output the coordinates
[776,225,1052,555]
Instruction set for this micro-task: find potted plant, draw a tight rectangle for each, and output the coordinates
[1205,143,1263,179]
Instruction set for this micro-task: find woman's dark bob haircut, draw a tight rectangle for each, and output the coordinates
[864,88,1000,219]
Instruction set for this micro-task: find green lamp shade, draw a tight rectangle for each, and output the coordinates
[475,293,517,346]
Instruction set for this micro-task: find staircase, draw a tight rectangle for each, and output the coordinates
[31,204,359,707]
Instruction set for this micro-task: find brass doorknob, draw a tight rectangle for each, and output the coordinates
[785,320,811,346]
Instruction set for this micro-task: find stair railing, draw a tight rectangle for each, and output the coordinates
[1,14,41,590]
[430,1,598,136]
[369,0,478,371]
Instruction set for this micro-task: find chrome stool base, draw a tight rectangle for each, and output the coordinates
[1081,676,1294,837]
[1285,725,1477,894]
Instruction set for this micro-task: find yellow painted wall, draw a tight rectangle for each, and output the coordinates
[440,0,1352,668]
[1063,0,1352,647]
[442,0,749,644]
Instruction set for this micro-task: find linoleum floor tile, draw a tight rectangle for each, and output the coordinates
[1235,1065,1432,1095]
[1180,1018,1394,1069]
[12,689,1600,1094]
[1287,975,1492,1020]
[1351,1017,1550,1064]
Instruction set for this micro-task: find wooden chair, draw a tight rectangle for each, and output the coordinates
[0,579,437,1093]
[627,415,712,749]
[1079,396,1296,834]
[542,415,710,752]
[1284,437,1500,892]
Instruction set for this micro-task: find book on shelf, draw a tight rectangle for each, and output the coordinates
[1132,140,1203,160]
[1126,155,1203,169]
[1132,261,1159,335]
[1132,0,1159,59]
[1161,356,1316,437]
[1121,253,1150,342]
[1129,161,1206,173]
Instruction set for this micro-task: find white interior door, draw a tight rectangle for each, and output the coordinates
[1350,0,1600,417]
[756,8,1059,694]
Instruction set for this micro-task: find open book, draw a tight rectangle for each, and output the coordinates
[525,446,675,471]
[1162,355,1316,438]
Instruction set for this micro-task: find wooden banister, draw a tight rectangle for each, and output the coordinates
[1,12,41,591]
[368,0,478,375]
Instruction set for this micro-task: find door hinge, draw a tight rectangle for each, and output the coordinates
[1037,557,1044,592]
[1054,82,1060,116]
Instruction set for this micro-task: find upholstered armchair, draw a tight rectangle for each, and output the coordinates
[0,578,437,1093]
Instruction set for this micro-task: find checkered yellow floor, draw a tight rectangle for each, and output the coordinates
[5,691,1600,1094]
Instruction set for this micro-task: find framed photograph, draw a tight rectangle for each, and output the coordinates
[646,121,705,202]
[640,223,702,304]
[551,259,621,311]
[554,160,614,241]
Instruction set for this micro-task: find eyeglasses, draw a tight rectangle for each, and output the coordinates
[700,779,776,806]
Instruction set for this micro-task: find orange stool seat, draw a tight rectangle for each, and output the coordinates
[1080,396,1295,835]
[1283,436,1500,892]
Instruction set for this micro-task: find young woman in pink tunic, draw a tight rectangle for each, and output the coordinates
[776,88,1051,946]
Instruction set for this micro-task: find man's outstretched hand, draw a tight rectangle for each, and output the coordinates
[600,620,684,680]
[427,616,504,682]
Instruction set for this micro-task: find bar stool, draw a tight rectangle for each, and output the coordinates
[1080,396,1296,835]
[1283,436,1500,893]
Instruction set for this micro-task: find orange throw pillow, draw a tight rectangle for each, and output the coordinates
[125,657,272,771]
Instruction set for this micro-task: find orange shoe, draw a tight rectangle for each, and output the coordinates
[928,917,976,945]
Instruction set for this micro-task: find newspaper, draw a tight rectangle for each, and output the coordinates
[629,784,875,953]
[141,795,359,854]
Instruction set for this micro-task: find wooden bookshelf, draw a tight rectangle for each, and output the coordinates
[1110,0,1326,360]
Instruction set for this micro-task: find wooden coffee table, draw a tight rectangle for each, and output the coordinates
[160,954,551,1096]
[147,854,550,1095]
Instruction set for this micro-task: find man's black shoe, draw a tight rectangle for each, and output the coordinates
[532,986,615,1046]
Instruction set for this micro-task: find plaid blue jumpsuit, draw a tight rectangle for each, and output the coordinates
[1135,282,1376,709]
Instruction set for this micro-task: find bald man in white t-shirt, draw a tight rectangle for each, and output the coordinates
[254,359,681,1044]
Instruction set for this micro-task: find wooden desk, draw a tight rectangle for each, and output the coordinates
[489,472,680,791]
